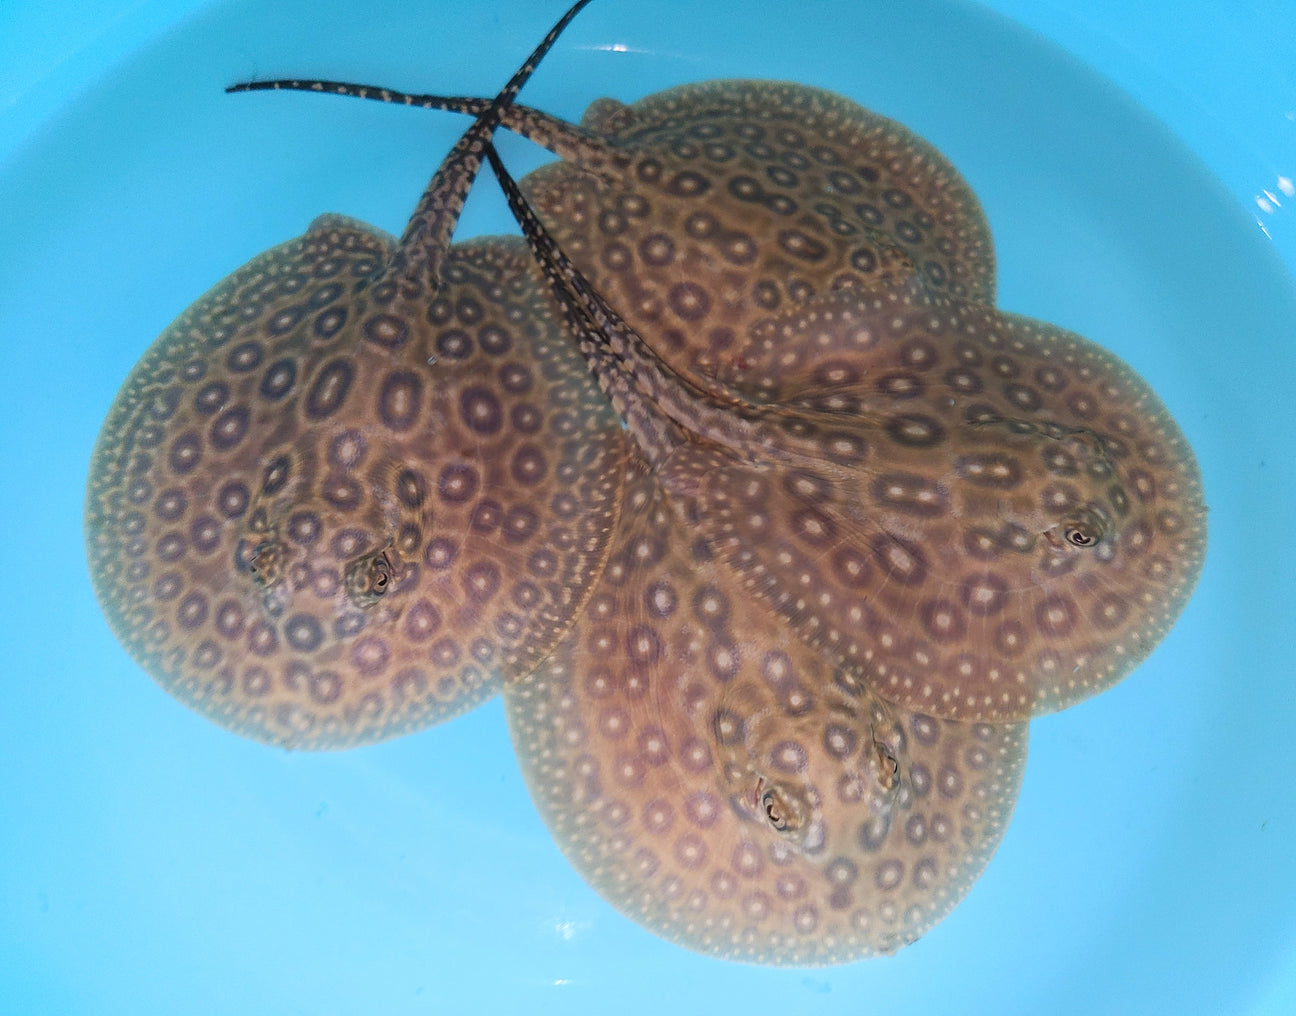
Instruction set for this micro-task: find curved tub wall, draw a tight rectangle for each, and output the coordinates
[0,2,1292,1014]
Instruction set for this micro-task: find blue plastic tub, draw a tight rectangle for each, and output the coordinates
[1,2,1292,1013]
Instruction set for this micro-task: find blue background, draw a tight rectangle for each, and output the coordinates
[2,1,1293,1013]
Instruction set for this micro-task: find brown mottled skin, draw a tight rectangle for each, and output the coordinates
[490,141,1029,961]
[84,226,625,749]
[85,0,624,748]
[486,131,1207,724]
[522,80,998,396]
[505,456,1026,964]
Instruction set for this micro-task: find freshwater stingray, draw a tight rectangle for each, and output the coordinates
[83,0,625,748]
[479,133,1206,724]
[505,453,1026,964]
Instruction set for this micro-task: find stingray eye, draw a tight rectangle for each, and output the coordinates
[1065,525,1097,547]
[371,557,391,592]
[1052,506,1109,551]
[873,740,900,791]
[245,539,285,588]
[754,777,799,833]
[345,549,394,608]
[761,786,789,831]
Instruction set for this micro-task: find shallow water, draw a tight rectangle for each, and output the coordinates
[1,1,1294,1013]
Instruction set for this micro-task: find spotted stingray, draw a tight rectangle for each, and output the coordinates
[83,0,625,749]
[249,72,1208,724]
[507,449,1026,964]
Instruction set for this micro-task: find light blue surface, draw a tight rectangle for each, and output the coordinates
[1,1,1293,1013]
